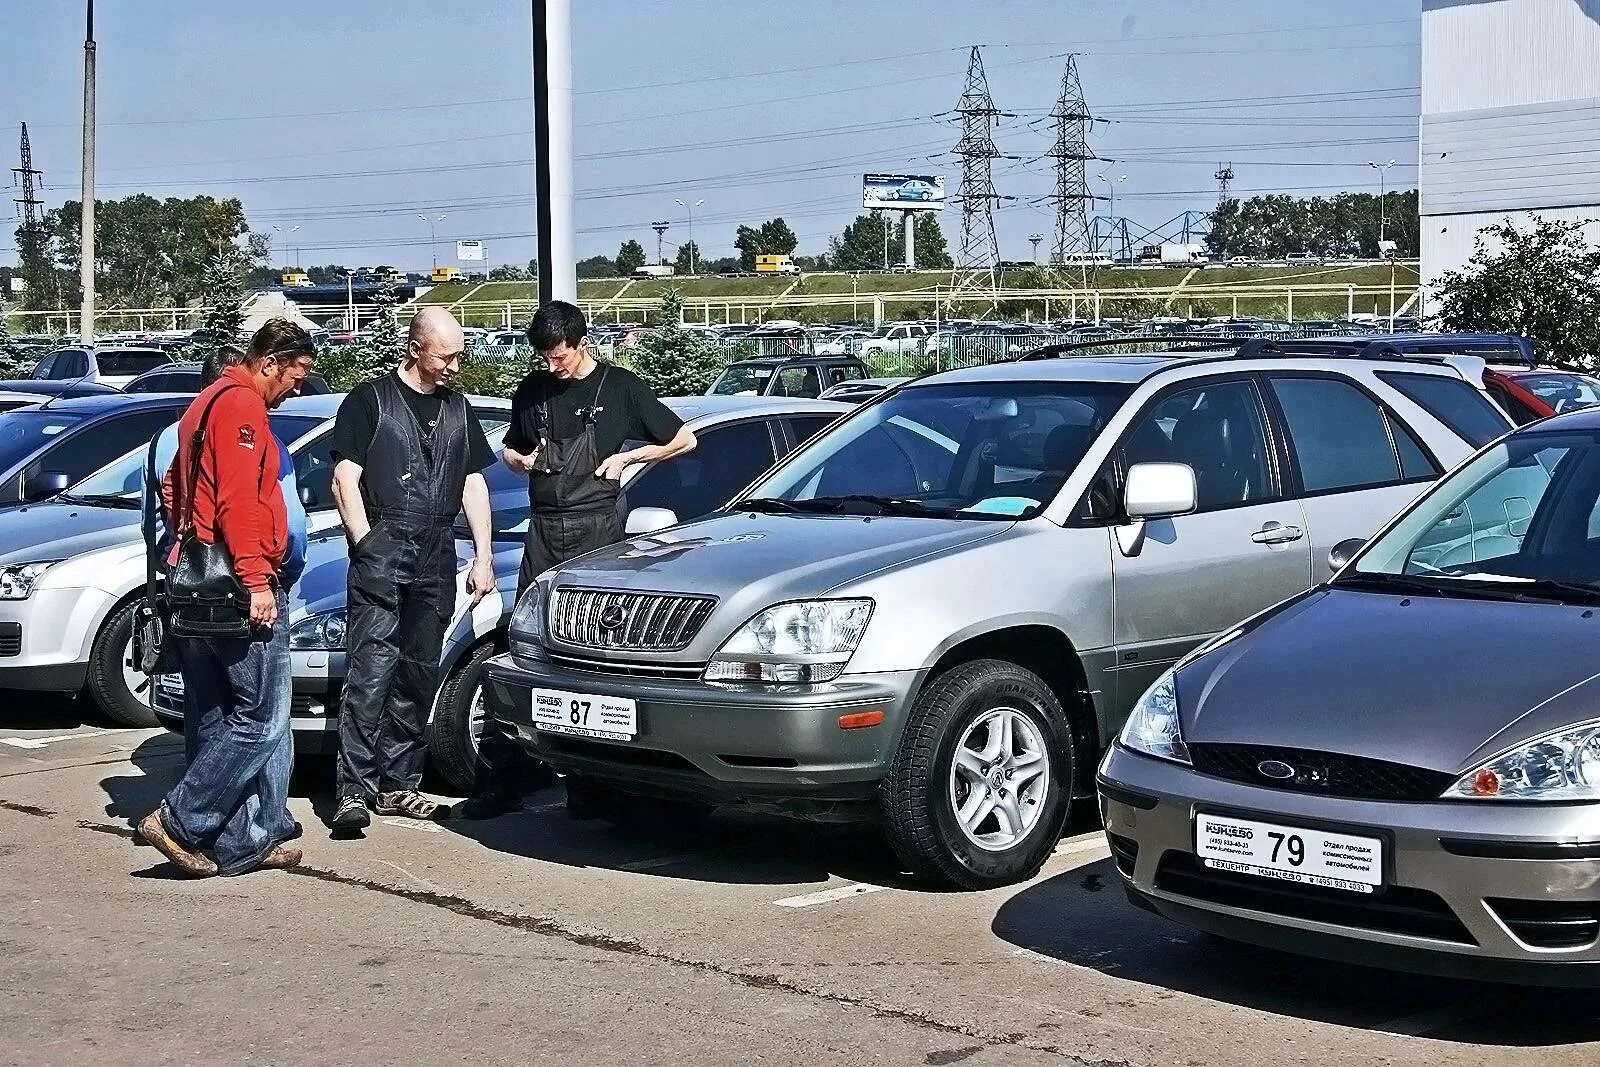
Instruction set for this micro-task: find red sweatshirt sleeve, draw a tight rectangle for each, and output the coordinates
[209,389,273,593]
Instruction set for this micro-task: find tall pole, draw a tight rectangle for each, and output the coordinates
[1028,233,1043,265]
[651,221,669,267]
[675,198,703,274]
[78,0,97,345]
[533,0,575,303]
[881,211,889,270]
[418,214,444,270]
[902,209,916,271]
[1367,159,1396,244]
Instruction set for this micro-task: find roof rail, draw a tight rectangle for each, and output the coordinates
[1015,331,1538,368]
[1015,334,1270,362]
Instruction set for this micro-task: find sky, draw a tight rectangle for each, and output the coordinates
[0,0,1421,274]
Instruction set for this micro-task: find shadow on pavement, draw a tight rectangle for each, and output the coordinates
[1,689,115,732]
[445,786,909,889]
[993,860,1600,1044]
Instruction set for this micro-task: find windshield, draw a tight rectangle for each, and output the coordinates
[744,379,1133,519]
[65,412,327,502]
[96,352,168,376]
[1518,372,1600,415]
[708,364,773,396]
[0,412,85,471]
[1344,431,1600,599]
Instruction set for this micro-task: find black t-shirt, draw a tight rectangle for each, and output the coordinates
[505,364,683,460]
[330,371,495,472]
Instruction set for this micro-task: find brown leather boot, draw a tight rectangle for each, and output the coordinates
[255,843,303,871]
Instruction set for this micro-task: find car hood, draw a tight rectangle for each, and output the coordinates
[0,499,141,565]
[549,511,1010,600]
[1179,587,1600,774]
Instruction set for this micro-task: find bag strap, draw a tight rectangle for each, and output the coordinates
[174,382,250,541]
[143,437,161,607]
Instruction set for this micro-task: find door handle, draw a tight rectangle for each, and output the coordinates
[1251,522,1304,545]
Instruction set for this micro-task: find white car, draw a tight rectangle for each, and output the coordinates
[30,346,174,390]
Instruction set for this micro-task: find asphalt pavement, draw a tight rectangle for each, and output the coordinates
[3,693,1598,1066]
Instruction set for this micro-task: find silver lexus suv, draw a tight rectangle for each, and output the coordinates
[483,337,1513,889]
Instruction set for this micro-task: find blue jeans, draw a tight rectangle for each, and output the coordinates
[163,592,295,876]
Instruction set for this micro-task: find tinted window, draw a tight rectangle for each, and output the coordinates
[0,412,86,471]
[126,370,198,394]
[1377,371,1510,447]
[625,419,778,520]
[775,366,822,398]
[28,410,177,487]
[708,364,773,396]
[786,415,836,449]
[1518,372,1600,415]
[1123,380,1273,511]
[96,351,168,376]
[1271,377,1418,494]
[292,430,338,512]
[31,353,58,379]
[59,351,90,378]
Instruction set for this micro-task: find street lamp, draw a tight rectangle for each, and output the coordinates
[1097,174,1126,261]
[674,198,704,275]
[1367,160,1397,243]
[418,213,447,270]
[272,225,300,270]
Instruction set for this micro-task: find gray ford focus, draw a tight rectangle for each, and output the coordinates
[1098,407,1600,985]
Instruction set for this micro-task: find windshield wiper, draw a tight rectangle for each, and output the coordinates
[58,492,140,510]
[809,494,936,516]
[1335,570,1598,604]
[1515,578,1600,605]
[738,497,807,514]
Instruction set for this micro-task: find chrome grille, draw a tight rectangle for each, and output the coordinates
[550,588,716,652]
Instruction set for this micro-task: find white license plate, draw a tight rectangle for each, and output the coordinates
[157,675,185,698]
[1195,813,1383,894]
[529,686,637,741]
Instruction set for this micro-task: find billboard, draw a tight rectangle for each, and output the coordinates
[455,239,485,261]
[863,173,945,211]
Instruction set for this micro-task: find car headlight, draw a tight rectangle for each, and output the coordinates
[288,610,346,651]
[704,599,873,684]
[509,579,549,661]
[1117,667,1190,765]
[0,561,62,601]
[1446,721,1600,801]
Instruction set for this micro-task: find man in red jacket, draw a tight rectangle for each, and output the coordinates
[137,319,316,877]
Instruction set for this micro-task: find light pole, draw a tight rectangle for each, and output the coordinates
[78,0,97,344]
[1367,159,1396,244]
[418,213,446,270]
[272,225,300,270]
[651,220,670,268]
[343,269,355,330]
[1028,233,1043,265]
[674,198,704,274]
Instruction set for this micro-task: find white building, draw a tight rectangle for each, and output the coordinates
[1420,0,1600,291]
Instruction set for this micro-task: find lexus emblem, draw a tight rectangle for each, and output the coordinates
[1257,760,1296,780]
[598,605,627,631]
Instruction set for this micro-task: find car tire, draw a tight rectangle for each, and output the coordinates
[428,643,498,794]
[881,658,1072,890]
[87,601,159,727]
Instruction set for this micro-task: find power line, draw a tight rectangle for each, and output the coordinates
[1045,55,1097,272]
[950,46,1006,297]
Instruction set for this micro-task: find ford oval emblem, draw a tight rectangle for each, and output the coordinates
[1257,760,1296,780]
[598,605,627,631]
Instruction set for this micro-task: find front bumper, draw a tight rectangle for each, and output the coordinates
[482,652,920,820]
[0,586,116,692]
[1098,745,1600,985]
[151,650,346,755]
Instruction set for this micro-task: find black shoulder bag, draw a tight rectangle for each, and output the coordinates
[162,385,255,640]
[132,438,180,675]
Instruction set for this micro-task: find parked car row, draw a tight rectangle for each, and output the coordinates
[463,330,1600,984]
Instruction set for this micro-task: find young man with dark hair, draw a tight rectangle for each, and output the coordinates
[453,299,695,820]
[136,319,316,877]
[327,307,496,829]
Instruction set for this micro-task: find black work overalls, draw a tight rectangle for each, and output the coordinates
[336,373,471,802]
[516,366,622,596]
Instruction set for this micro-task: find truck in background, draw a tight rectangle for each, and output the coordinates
[755,254,800,276]
[632,264,677,278]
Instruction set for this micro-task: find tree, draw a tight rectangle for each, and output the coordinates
[615,240,648,276]
[489,263,531,281]
[576,254,616,279]
[901,214,951,269]
[629,291,728,395]
[21,194,262,310]
[734,217,800,270]
[672,241,701,275]
[1205,190,1419,259]
[1432,215,1600,366]
[359,278,406,380]
[829,213,894,271]
[0,299,28,377]
[306,264,351,285]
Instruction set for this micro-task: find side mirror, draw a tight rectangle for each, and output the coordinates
[1328,537,1365,574]
[1124,462,1196,519]
[24,471,70,501]
[625,506,679,535]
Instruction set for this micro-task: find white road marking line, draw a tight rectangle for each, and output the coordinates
[0,729,145,750]
[1377,1002,1484,1038]
[619,853,699,872]
[377,817,444,834]
[774,882,893,908]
